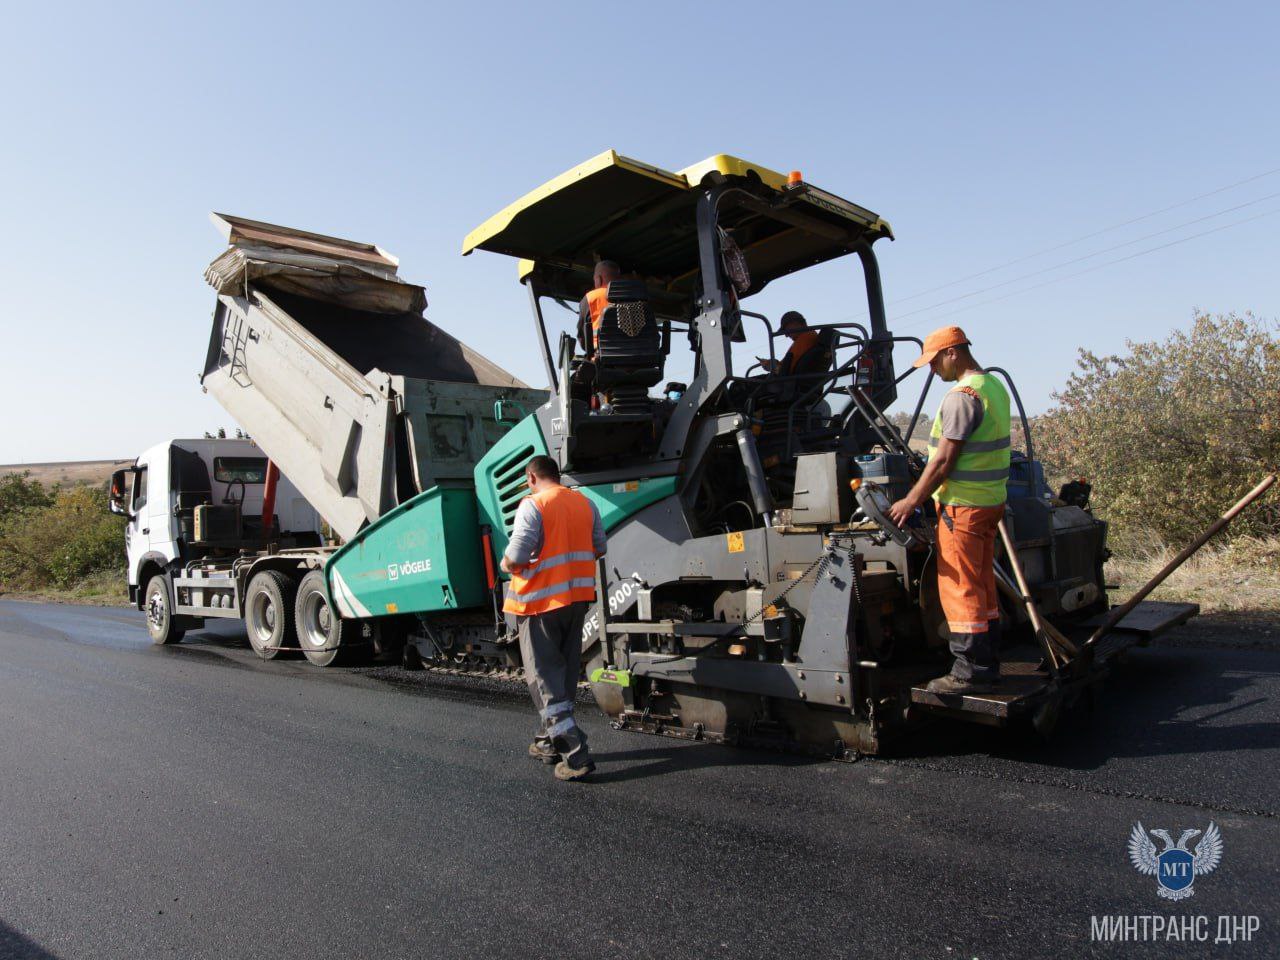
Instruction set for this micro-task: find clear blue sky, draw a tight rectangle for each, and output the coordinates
[2,1,1276,463]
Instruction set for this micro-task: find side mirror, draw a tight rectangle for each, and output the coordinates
[493,399,528,425]
[108,468,130,516]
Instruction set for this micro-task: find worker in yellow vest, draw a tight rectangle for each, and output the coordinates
[888,326,1011,695]
[577,260,622,358]
[501,455,608,780]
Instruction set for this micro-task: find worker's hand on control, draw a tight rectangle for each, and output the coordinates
[499,556,526,575]
[887,497,919,528]
[756,357,778,373]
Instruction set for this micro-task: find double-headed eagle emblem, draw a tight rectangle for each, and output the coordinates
[1128,821,1223,900]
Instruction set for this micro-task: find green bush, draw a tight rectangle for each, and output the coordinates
[0,481,126,591]
[1035,311,1280,550]
[0,471,54,524]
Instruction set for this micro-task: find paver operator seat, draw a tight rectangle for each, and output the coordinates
[563,279,669,469]
[592,279,665,414]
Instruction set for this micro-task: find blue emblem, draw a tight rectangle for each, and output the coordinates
[1128,822,1223,901]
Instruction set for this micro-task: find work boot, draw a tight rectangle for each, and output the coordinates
[926,672,1001,695]
[528,739,559,764]
[987,618,1003,670]
[553,758,596,782]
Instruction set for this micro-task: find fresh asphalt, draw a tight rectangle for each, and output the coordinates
[0,599,1277,960]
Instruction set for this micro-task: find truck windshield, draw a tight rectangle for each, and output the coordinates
[214,457,268,483]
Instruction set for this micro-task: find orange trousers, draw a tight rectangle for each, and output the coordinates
[935,503,1004,634]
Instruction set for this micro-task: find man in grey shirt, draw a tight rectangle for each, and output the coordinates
[937,382,985,443]
[500,455,607,780]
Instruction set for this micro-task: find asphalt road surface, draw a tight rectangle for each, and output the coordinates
[1,599,1277,959]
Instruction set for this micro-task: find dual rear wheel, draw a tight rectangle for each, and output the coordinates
[244,569,372,667]
[244,570,295,660]
[292,570,373,667]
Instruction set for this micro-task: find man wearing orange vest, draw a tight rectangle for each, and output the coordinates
[500,455,608,781]
[577,260,622,358]
[758,311,820,376]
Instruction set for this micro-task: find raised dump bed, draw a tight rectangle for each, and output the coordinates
[200,213,547,542]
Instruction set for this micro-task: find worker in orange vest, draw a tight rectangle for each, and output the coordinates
[758,311,820,376]
[501,455,608,781]
[577,260,622,357]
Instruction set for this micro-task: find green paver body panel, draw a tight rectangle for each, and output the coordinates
[579,477,679,532]
[326,486,485,617]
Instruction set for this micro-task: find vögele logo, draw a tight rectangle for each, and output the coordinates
[387,558,433,581]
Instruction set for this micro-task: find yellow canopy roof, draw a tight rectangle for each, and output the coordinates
[463,150,891,302]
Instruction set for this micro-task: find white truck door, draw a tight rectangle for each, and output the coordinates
[125,462,151,587]
[147,449,178,564]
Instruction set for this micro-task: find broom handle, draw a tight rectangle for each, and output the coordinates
[1086,473,1277,647]
[996,518,1061,673]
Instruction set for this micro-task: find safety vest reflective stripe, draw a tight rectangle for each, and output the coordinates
[927,435,1010,453]
[930,372,1012,508]
[502,485,598,616]
[510,577,598,605]
[506,551,597,582]
[947,467,1012,482]
[547,714,578,737]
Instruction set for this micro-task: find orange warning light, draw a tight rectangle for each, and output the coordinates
[849,478,863,492]
[787,170,803,186]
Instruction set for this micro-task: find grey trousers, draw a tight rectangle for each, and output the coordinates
[517,602,591,767]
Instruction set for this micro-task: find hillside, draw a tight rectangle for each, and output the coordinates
[0,460,125,489]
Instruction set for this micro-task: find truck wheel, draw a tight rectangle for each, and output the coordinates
[144,574,185,645]
[294,570,370,667]
[245,570,297,660]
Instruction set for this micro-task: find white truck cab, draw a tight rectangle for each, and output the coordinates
[109,438,321,627]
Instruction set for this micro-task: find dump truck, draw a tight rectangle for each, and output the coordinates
[114,155,1198,754]
[109,213,547,665]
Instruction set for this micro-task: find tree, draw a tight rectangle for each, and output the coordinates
[1035,311,1280,548]
[0,472,54,525]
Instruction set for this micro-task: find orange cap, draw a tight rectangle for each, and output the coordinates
[912,325,971,368]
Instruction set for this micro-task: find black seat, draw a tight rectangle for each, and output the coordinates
[593,279,664,415]
[754,327,839,469]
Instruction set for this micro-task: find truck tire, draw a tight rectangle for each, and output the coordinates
[245,570,297,660]
[294,570,371,667]
[144,574,185,646]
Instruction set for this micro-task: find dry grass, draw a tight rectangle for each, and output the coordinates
[0,569,131,607]
[1106,535,1280,621]
[0,459,125,489]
